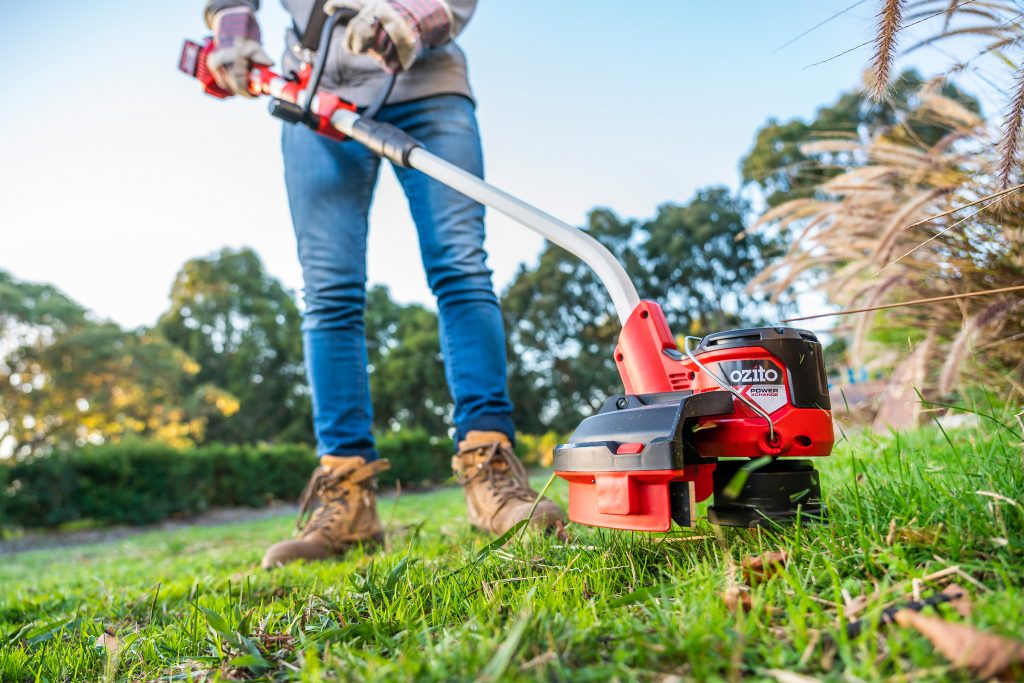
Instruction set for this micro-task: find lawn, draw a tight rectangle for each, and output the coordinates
[1,412,1022,682]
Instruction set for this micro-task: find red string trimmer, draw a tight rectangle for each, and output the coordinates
[179,15,834,532]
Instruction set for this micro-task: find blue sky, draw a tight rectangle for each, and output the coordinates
[0,1,952,332]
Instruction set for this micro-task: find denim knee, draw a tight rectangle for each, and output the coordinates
[432,272,500,309]
[301,282,367,331]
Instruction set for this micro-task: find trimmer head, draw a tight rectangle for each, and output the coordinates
[708,458,825,527]
[555,314,834,531]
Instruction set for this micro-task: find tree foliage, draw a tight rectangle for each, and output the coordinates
[157,248,311,444]
[0,270,87,337]
[364,285,450,435]
[503,188,775,433]
[0,270,232,456]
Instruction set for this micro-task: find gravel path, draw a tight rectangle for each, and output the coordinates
[0,504,298,556]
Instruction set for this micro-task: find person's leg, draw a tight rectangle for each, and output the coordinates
[383,95,515,443]
[383,95,563,536]
[263,124,388,569]
[282,123,382,459]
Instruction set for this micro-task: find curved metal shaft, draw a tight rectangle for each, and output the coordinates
[326,108,641,324]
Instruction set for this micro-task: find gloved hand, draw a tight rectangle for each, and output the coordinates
[325,0,454,72]
[206,6,273,97]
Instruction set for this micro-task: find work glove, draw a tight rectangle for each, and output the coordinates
[325,0,454,72]
[206,6,274,97]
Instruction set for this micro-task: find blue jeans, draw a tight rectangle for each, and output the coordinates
[282,94,515,459]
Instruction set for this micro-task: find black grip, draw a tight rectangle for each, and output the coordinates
[268,99,307,125]
[350,119,421,167]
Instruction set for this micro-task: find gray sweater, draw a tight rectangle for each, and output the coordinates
[205,0,476,107]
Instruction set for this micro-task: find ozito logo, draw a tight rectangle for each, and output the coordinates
[729,366,779,383]
[717,360,784,386]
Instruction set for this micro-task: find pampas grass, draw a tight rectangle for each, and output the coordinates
[997,61,1024,187]
[870,0,907,100]
[749,92,1024,395]
[881,0,1024,186]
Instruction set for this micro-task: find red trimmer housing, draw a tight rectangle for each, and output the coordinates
[554,302,833,531]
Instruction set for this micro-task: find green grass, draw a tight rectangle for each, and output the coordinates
[2,417,1022,682]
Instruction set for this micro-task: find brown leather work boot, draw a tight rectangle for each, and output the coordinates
[261,455,390,569]
[452,430,565,535]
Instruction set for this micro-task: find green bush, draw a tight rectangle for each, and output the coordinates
[0,442,312,530]
[0,430,558,531]
[376,430,454,489]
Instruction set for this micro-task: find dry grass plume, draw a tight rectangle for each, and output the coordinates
[997,61,1024,187]
[870,0,907,101]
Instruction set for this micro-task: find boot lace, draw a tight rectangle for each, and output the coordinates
[296,466,358,542]
[457,441,536,508]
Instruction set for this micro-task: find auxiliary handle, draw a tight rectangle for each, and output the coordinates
[299,8,396,123]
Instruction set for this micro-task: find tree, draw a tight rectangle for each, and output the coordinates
[2,325,237,456]
[502,189,775,433]
[157,248,311,444]
[1,270,232,456]
[364,285,451,435]
[501,212,624,433]
[0,269,88,351]
[643,188,775,335]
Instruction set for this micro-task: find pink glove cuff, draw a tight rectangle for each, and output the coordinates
[388,0,452,51]
[213,6,263,48]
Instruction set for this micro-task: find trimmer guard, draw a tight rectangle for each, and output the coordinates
[554,390,733,532]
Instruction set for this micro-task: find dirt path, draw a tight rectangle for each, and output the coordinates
[0,504,298,556]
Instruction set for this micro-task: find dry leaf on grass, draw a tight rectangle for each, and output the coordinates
[95,630,120,653]
[843,594,870,621]
[939,584,972,618]
[766,669,823,683]
[895,610,1024,680]
[519,651,558,671]
[722,585,753,612]
[892,525,944,545]
[742,550,789,582]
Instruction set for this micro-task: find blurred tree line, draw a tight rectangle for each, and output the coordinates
[1,70,966,457]
[0,187,768,457]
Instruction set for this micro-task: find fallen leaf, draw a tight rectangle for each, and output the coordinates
[95,630,119,653]
[975,490,1021,507]
[819,640,836,671]
[798,630,821,667]
[921,566,959,582]
[766,670,822,683]
[895,610,1024,680]
[519,651,557,671]
[894,526,943,545]
[843,594,870,621]
[940,584,972,618]
[742,550,789,582]
[722,585,752,612]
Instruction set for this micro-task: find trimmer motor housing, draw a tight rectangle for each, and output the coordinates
[555,309,833,531]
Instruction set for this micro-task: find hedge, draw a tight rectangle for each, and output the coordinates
[0,431,466,530]
[0,430,564,531]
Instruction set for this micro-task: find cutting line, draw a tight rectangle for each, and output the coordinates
[781,284,1024,323]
